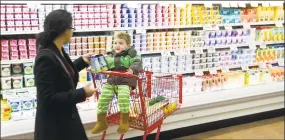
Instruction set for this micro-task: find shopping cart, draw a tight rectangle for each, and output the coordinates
[91,70,183,140]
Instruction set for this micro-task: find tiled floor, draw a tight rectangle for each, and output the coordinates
[175,117,284,140]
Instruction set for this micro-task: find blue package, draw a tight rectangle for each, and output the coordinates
[121,4,127,8]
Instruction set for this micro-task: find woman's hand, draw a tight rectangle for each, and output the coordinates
[82,53,92,65]
[83,83,97,97]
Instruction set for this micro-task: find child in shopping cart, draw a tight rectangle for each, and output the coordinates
[91,32,141,134]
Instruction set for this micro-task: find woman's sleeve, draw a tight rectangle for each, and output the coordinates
[35,54,86,108]
[73,56,89,71]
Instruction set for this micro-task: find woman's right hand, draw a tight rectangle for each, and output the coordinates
[83,83,97,97]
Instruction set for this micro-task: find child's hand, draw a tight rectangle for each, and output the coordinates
[126,69,133,74]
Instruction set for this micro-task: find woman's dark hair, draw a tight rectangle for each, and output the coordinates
[36,9,72,51]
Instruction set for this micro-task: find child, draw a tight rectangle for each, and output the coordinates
[91,32,141,134]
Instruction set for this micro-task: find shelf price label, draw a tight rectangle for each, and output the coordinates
[224,24,232,30]
[127,3,139,8]
[204,2,213,8]
[249,44,257,50]
[209,68,217,74]
[250,2,259,7]
[278,59,284,67]
[207,47,216,53]
[261,2,270,7]
[195,69,204,76]
[230,1,238,7]
[241,65,249,70]
[230,45,238,51]
[258,62,267,69]
[221,67,229,73]
[221,2,230,8]
[238,2,246,8]
[275,22,283,28]
[203,24,219,30]
[260,43,267,49]
[136,28,146,34]
[161,50,171,56]
[270,1,283,6]
[243,23,251,29]
[195,48,204,54]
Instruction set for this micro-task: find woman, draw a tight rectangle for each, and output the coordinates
[34,9,97,140]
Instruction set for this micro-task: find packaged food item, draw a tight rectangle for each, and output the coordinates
[1,102,11,121]
[97,54,109,71]
[1,77,12,90]
[23,63,34,75]
[24,75,35,87]
[1,64,11,77]
[11,63,23,74]
[90,55,101,73]
[7,97,22,120]
[12,75,23,89]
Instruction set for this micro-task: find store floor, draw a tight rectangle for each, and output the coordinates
[174,116,284,140]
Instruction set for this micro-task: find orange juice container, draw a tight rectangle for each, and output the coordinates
[202,78,210,92]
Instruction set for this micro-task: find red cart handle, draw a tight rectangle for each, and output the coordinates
[99,71,140,80]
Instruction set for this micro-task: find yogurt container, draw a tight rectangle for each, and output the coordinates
[1,77,11,90]
[12,75,23,89]
[23,62,34,75]
[24,75,35,87]
[1,64,11,77]
[11,63,23,74]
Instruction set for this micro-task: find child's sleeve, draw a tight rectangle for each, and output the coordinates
[129,54,142,75]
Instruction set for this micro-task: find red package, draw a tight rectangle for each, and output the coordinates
[18,39,26,45]
[28,39,36,45]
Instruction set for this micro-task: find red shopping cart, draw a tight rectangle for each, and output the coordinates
[91,70,183,140]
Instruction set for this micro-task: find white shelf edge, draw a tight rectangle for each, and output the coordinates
[1,82,284,138]
[1,21,284,35]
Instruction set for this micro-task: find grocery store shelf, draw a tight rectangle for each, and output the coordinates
[2,82,284,139]
[1,59,34,65]
[1,22,284,36]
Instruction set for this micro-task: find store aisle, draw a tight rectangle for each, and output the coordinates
[175,117,284,140]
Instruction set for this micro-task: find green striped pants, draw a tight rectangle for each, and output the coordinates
[97,84,130,114]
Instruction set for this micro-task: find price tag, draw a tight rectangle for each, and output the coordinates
[136,28,146,34]
[160,3,170,7]
[224,24,232,30]
[230,1,238,7]
[250,2,259,7]
[203,24,219,30]
[261,2,270,7]
[209,68,217,74]
[221,67,229,73]
[238,2,246,8]
[275,22,283,28]
[176,4,185,8]
[186,48,192,55]
[127,3,139,8]
[174,50,180,56]
[204,2,213,8]
[278,59,284,67]
[249,44,257,50]
[260,43,267,49]
[230,45,238,51]
[195,48,203,54]
[241,65,249,70]
[195,70,204,76]
[221,2,230,8]
[243,23,251,29]
[207,47,216,53]
[161,50,171,56]
[258,62,267,69]
[270,1,283,6]
[27,2,41,9]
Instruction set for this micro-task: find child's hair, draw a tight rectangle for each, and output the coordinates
[115,32,131,45]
